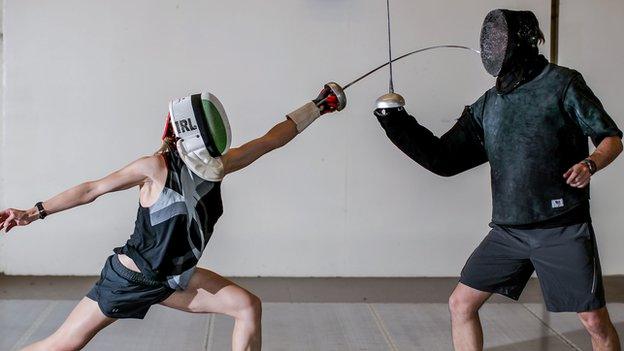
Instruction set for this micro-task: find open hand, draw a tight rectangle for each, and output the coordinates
[0,208,35,233]
[563,162,591,188]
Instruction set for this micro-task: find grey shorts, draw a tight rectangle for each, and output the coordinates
[460,222,605,312]
[86,255,175,319]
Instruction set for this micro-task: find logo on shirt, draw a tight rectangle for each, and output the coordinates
[551,198,565,208]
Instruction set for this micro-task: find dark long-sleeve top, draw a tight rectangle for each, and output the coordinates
[375,63,622,226]
[375,106,488,177]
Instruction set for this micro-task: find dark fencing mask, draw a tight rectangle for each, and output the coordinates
[480,9,543,77]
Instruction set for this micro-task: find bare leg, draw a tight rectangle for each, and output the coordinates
[449,283,492,351]
[20,297,115,351]
[161,268,262,351]
[578,307,621,351]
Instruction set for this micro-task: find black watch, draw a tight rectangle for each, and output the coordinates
[35,202,48,220]
[581,158,597,175]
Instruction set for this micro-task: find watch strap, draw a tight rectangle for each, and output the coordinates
[582,158,597,175]
[35,202,47,220]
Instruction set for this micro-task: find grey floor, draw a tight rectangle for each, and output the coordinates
[1,276,624,350]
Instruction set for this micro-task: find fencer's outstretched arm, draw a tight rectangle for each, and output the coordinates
[0,156,162,233]
[222,86,340,175]
[375,107,488,176]
[221,119,298,175]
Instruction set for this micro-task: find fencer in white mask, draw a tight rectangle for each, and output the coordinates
[2,85,343,351]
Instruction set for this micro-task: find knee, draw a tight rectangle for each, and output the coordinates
[448,292,480,320]
[235,292,262,322]
[579,311,611,339]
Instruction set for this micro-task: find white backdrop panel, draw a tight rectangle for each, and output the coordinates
[558,0,624,275]
[1,0,557,276]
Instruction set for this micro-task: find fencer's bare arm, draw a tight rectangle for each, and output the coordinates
[220,86,340,175]
[0,156,162,233]
[564,136,623,188]
[222,119,298,175]
[217,86,340,175]
[589,136,623,170]
[44,156,162,212]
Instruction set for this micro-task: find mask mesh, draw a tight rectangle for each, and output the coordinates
[480,10,509,77]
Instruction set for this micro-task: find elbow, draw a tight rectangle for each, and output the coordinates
[81,181,100,204]
[265,136,287,151]
[431,167,461,178]
[436,171,460,178]
[405,154,461,177]
[422,159,461,177]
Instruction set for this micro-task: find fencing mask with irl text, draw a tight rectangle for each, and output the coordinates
[166,92,232,182]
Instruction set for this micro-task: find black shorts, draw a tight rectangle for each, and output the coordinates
[460,222,605,312]
[86,255,175,319]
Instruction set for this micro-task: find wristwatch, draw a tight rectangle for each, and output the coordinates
[581,158,597,175]
[35,202,48,219]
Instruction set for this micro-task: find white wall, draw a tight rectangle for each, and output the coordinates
[12,0,620,277]
[0,0,5,272]
[558,0,624,276]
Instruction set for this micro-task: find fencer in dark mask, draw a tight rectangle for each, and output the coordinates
[373,9,623,349]
[480,9,547,93]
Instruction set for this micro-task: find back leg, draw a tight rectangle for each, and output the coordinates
[20,297,115,351]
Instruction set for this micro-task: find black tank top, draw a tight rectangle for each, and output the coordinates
[115,150,223,289]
